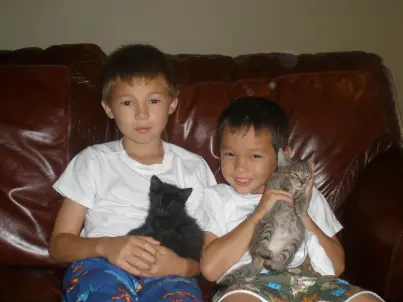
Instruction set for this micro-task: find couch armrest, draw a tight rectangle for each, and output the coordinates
[339,148,403,302]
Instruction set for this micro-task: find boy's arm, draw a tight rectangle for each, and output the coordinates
[50,198,160,277]
[200,213,262,282]
[50,198,102,262]
[200,189,294,282]
[303,180,345,276]
[303,216,345,276]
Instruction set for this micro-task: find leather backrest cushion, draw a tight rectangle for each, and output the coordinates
[0,65,71,266]
[269,71,395,210]
[166,71,396,211]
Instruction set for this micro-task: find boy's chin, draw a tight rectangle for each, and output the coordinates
[124,134,159,145]
[231,183,265,195]
[232,185,259,195]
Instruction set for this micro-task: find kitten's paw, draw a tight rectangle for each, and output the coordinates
[295,197,310,217]
[264,259,286,272]
[256,246,273,260]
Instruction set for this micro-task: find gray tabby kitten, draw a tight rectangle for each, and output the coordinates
[219,149,314,286]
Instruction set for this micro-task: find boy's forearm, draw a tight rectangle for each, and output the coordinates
[49,233,109,263]
[200,212,261,282]
[303,216,345,276]
[181,258,200,277]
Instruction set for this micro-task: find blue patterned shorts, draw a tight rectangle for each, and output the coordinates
[213,257,383,302]
[63,257,202,302]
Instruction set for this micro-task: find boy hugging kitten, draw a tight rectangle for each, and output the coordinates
[199,97,383,302]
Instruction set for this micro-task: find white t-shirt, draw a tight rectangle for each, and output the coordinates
[53,139,217,238]
[201,184,342,282]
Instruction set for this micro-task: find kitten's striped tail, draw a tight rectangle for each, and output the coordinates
[217,261,262,288]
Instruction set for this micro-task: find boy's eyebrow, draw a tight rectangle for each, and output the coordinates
[112,91,168,98]
[220,146,266,152]
[147,91,168,96]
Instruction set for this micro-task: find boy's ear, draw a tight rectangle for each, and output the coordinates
[101,100,114,119]
[169,97,178,114]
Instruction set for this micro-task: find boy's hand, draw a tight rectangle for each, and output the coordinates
[298,164,315,218]
[305,160,316,200]
[100,235,160,277]
[146,245,187,277]
[305,176,314,202]
[253,188,293,221]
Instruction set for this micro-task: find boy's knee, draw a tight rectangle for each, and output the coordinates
[63,258,134,292]
[350,293,383,302]
[221,293,261,302]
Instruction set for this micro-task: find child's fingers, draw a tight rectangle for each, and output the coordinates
[127,255,152,271]
[275,193,294,204]
[135,269,152,278]
[131,245,157,264]
[265,189,293,198]
[156,245,169,255]
[305,177,314,196]
[141,236,161,245]
[120,259,152,277]
[130,237,159,257]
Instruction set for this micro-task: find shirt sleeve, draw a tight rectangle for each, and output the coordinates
[52,147,96,209]
[186,157,217,224]
[196,157,218,187]
[308,187,343,238]
[197,187,229,237]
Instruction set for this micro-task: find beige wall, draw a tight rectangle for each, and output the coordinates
[1,0,402,119]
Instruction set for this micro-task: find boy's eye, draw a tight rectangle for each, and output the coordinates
[149,98,161,104]
[121,100,132,106]
[251,154,262,159]
[223,152,235,157]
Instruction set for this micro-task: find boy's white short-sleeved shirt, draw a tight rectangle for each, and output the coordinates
[201,184,343,281]
[53,139,217,238]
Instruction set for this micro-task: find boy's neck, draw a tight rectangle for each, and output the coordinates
[122,137,165,165]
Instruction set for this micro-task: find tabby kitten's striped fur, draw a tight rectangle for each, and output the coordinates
[219,149,314,286]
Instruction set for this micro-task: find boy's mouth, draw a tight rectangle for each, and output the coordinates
[135,127,151,133]
[234,178,251,186]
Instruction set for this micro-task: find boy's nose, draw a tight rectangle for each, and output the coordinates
[234,158,248,172]
[135,105,149,120]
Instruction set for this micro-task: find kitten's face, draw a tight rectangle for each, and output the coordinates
[149,176,193,217]
[277,149,314,191]
[155,190,185,217]
[287,163,312,190]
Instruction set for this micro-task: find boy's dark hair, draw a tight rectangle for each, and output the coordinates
[217,97,290,152]
[101,44,177,102]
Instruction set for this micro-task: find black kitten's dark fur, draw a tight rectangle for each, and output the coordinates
[127,175,204,261]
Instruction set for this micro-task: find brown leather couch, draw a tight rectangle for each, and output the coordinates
[0,44,402,302]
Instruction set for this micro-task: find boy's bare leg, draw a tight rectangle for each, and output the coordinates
[222,293,261,302]
[350,293,382,301]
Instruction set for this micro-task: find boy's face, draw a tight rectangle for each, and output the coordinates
[220,126,277,195]
[102,75,177,147]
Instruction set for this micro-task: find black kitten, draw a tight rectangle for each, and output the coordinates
[127,175,204,261]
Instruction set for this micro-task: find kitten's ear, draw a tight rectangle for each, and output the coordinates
[277,148,290,167]
[180,188,193,201]
[150,175,163,190]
